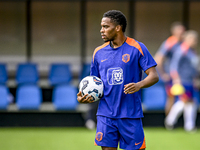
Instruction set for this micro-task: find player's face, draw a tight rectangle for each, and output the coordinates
[173,25,185,40]
[190,35,198,49]
[100,17,117,42]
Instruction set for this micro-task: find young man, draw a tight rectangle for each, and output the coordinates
[77,10,159,150]
[165,30,199,132]
[154,22,185,115]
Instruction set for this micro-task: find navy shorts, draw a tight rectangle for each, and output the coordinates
[179,84,194,102]
[94,116,146,150]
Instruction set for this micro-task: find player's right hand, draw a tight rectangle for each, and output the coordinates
[77,91,94,103]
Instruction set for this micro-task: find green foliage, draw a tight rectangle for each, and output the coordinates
[0,127,199,150]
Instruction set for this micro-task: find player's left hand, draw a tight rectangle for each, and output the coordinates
[124,83,141,94]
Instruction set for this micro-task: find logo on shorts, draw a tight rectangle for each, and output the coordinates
[96,132,103,141]
[122,54,130,63]
[135,142,142,145]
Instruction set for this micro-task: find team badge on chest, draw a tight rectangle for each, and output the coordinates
[122,54,130,63]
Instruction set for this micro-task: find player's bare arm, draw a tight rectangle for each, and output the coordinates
[154,52,170,82]
[77,91,94,103]
[124,67,159,94]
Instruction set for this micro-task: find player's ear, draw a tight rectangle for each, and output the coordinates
[116,25,121,32]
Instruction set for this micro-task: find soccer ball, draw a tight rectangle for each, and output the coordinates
[79,76,104,102]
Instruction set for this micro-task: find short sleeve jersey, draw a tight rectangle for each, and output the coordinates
[90,37,157,118]
[157,36,181,74]
[170,42,199,85]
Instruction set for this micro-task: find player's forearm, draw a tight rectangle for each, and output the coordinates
[170,70,181,84]
[154,53,165,75]
[138,68,159,89]
[138,74,159,89]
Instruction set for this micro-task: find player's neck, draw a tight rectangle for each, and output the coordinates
[111,35,127,49]
[173,34,182,42]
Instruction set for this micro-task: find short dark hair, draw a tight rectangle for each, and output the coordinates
[170,21,184,32]
[103,10,127,32]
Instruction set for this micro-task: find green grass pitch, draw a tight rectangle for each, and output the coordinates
[0,127,199,150]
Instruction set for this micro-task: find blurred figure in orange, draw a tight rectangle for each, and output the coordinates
[165,30,199,132]
[154,22,185,115]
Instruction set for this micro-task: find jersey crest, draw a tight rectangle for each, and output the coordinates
[122,54,130,63]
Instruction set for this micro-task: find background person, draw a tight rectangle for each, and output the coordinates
[154,22,186,115]
[165,30,199,132]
